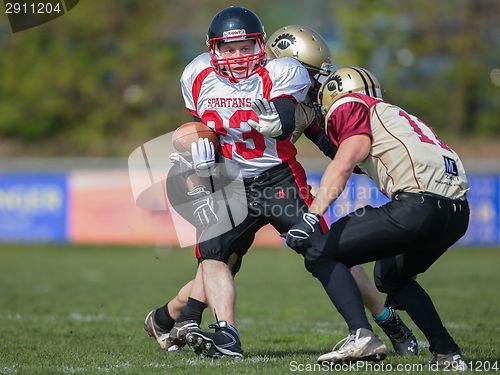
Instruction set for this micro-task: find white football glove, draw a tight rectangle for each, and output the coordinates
[187,185,218,229]
[248,98,283,138]
[191,138,215,177]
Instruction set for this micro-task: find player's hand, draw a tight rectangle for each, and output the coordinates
[248,98,283,138]
[187,185,218,228]
[191,138,215,177]
[283,213,321,252]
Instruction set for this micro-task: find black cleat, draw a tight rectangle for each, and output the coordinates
[375,307,418,355]
[185,320,244,358]
[168,319,199,345]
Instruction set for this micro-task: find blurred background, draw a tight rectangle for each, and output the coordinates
[1,3,500,372]
[0,0,499,245]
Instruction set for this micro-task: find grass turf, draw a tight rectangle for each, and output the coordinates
[0,244,499,374]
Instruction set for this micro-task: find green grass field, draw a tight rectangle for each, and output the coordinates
[0,245,499,374]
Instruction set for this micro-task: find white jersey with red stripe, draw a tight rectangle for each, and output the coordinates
[180,53,310,178]
[324,93,469,199]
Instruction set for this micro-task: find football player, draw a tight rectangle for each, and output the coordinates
[145,23,414,358]
[285,67,469,369]
[266,24,417,356]
[146,6,388,360]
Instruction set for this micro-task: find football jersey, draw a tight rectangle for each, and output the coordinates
[180,53,310,178]
[324,93,469,199]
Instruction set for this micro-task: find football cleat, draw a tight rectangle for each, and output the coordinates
[317,328,387,364]
[168,319,200,345]
[384,294,404,311]
[428,351,468,371]
[144,310,182,352]
[375,307,418,355]
[185,320,244,358]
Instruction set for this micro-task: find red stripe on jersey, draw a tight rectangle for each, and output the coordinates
[276,135,297,163]
[373,105,421,190]
[287,159,329,234]
[186,108,198,117]
[192,67,214,116]
[257,68,273,99]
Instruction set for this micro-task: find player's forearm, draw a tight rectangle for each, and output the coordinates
[309,136,370,215]
[272,97,296,140]
[309,159,352,216]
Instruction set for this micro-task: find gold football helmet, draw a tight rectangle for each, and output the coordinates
[266,25,333,74]
[318,67,383,113]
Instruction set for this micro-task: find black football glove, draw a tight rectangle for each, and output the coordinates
[283,213,321,253]
[187,185,218,229]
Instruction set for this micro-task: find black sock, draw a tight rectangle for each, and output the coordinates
[178,297,207,325]
[154,303,176,331]
[313,261,371,333]
[393,279,459,354]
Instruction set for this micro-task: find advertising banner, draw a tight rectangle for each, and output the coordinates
[0,170,497,246]
[0,173,68,242]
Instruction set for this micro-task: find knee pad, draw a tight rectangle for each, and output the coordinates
[303,251,331,277]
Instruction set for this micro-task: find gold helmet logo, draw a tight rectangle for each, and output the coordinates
[326,74,343,93]
[270,33,297,51]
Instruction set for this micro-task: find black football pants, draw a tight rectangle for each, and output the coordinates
[305,192,469,354]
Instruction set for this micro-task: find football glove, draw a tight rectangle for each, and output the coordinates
[191,138,215,177]
[187,185,218,229]
[248,98,283,138]
[283,213,321,253]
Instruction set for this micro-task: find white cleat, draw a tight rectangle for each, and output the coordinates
[317,328,387,364]
[428,352,468,371]
[144,310,182,352]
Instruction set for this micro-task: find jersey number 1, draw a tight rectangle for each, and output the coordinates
[399,110,451,152]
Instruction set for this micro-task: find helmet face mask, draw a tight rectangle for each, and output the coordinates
[207,7,267,80]
[308,62,336,102]
[318,67,383,114]
[208,33,266,80]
